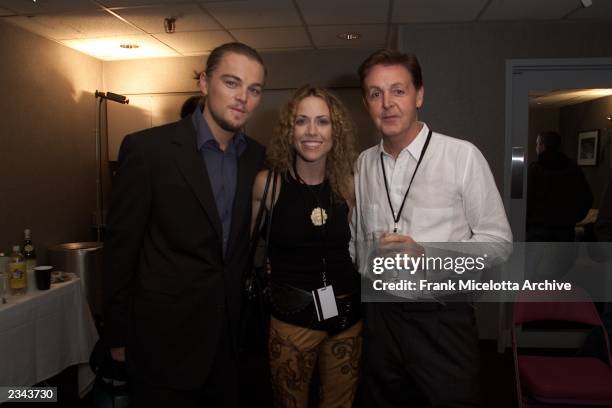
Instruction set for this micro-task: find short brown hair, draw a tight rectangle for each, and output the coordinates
[358,49,423,92]
[194,42,267,81]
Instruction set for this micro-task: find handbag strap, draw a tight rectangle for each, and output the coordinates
[263,171,278,261]
[248,170,274,263]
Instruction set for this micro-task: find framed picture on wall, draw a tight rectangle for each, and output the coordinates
[577,130,599,166]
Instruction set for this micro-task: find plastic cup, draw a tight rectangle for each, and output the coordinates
[34,266,53,290]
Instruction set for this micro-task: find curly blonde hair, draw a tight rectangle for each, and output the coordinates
[267,85,357,206]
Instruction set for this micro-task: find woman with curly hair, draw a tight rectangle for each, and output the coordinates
[251,85,362,408]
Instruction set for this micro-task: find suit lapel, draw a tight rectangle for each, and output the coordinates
[172,118,223,240]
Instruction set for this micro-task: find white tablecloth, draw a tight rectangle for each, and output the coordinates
[0,276,99,402]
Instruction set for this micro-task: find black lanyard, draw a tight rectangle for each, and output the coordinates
[380,129,432,233]
[293,160,330,287]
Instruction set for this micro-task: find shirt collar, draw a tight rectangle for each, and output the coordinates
[191,107,247,155]
[378,122,429,160]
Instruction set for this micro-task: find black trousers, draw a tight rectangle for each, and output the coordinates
[131,324,239,408]
[363,302,482,408]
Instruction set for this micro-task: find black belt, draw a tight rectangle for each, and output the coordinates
[269,283,362,335]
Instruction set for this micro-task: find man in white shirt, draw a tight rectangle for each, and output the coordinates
[352,49,512,407]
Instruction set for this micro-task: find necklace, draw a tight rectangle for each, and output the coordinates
[292,161,329,227]
[292,160,330,287]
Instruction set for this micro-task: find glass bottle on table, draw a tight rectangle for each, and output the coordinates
[23,229,36,291]
[0,252,8,302]
[8,245,27,296]
[23,228,37,274]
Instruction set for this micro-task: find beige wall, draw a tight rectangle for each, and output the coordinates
[102,49,381,157]
[102,48,377,93]
[0,20,102,262]
[103,20,612,192]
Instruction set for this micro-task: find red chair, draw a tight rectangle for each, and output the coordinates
[512,288,612,407]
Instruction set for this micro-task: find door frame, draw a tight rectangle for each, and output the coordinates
[500,58,612,351]
[504,57,612,241]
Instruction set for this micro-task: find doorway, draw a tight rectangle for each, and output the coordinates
[500,58,612,351]
[504,58,612,240]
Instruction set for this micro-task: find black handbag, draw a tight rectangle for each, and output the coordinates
[89,339,130,408]
[239,170,277,353]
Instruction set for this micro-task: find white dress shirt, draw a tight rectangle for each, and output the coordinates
[351,123,512,272]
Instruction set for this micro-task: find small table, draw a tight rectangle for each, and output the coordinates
[0,276,99,402]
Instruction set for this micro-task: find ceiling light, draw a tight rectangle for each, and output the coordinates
[607,114,612,121]
[337,32,361,41]
[63,37,177,60]
[586,89,612,97]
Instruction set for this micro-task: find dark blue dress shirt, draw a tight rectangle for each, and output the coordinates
[192,109,246,255]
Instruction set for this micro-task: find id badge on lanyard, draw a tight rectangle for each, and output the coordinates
[312,285,338,321]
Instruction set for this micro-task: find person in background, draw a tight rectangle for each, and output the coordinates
[590,179,612,349]
[104,42,266,407]
[180,95,202,119]
[595,180,612,243]
[527,131,592,242]
[251,85,361,408]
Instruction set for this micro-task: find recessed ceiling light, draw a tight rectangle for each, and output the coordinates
[120,43,140,49]
[337,32,361,41]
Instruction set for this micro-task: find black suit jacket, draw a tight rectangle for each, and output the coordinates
[526,151,592,241]
[103,116,265,389]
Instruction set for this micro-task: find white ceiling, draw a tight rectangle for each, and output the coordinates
[0,0,610,61]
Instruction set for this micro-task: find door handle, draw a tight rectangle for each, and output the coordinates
[511,147,525,199]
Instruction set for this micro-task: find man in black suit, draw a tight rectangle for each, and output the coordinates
[527,131,592,242]
[103,42,266,407]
